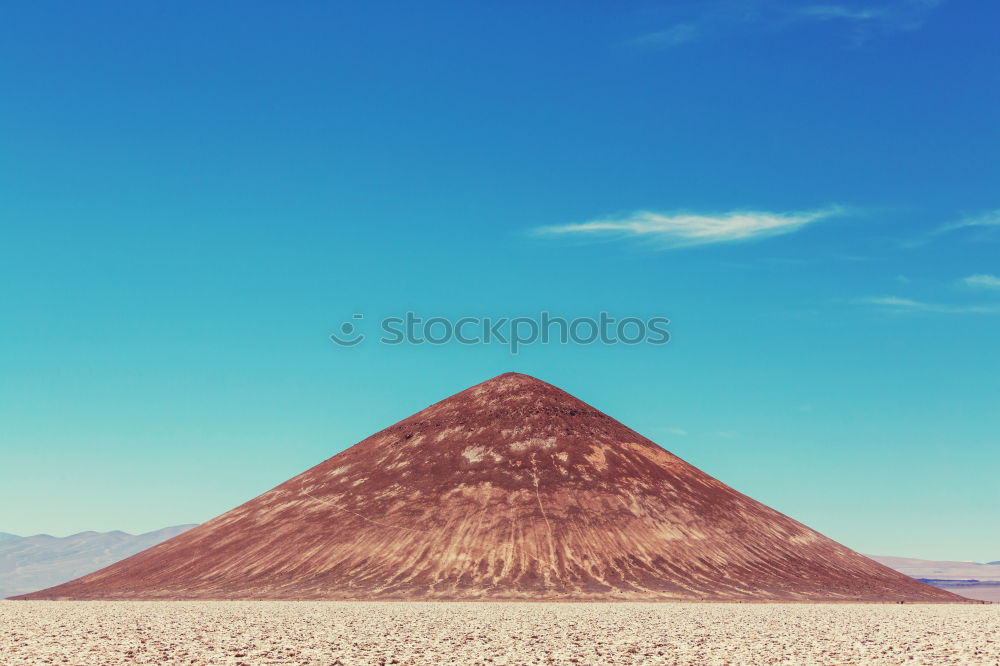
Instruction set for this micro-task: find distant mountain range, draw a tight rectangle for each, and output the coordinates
[867,555,1000,603]
[868,554,1000,581]
[0,525,195,599]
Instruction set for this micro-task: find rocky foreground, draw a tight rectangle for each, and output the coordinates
[2,601,997,665]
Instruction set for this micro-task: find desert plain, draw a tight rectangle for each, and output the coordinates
[1,600,997,665]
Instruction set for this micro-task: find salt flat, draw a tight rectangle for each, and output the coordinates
[1,601,997,665]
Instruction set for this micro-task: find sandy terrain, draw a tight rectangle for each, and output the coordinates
[1,601,997,665]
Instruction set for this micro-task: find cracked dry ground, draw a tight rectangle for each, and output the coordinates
[1,601,998,665]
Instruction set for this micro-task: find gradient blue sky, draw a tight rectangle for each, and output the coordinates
[2,1,998,561]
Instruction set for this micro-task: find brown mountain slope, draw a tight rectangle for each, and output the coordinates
[16,373,964,601]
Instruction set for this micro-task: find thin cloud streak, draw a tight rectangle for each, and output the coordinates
[797,0,943,31]
[534,208,839,249]
[632,0,945,49]
[905,208,1000,247]
[633,23,699,48]
[942,209,1000,233]
[963,274,1000,290]
[859,296,1000,314]
[799,5,885,20]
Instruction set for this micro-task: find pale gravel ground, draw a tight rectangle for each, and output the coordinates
[1,601,998,665]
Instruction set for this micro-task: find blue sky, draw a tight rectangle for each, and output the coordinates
[1,1,998,561]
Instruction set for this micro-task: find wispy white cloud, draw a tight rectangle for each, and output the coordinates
[634,23,699,48]
[797,0,942,31]
[941,209,1000,233]
[798,5,885,21]
[861,296,925,308]
[534,207,839,249]
[905,208,1000,247]
[859,296,1000,314]
[632,0,944,49]
[662,427,689,436]
[963,274,1000,290]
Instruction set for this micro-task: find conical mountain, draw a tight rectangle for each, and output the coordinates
[16,373,962,601]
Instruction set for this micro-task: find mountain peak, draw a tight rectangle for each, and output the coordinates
[458,371,570,401]
[482,371,544,383]
[407,372,601,430]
